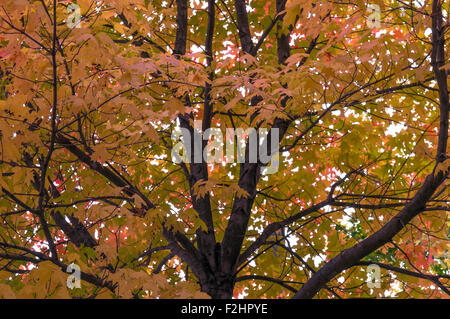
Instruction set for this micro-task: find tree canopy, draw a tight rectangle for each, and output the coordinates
[0,0,448,299]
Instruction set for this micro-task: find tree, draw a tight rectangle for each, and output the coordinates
[0,0,448,299]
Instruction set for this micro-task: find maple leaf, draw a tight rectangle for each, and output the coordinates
[0,0,447,301]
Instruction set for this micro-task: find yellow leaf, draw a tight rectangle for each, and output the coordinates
[96,289,114,299]
[224,93,242,111]
[435,159,450,176]
[439,63,450,71]
[0,284,15,299]
[145,125,159,143]
[165,97,185,115]
[51,285,71,299]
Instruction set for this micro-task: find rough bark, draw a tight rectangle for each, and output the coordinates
[220,0,293,277]
[234,0,254,54]
[51,211,97,248]
[173,0,188,55]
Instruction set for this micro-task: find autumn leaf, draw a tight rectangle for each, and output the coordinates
[0,0,447,301]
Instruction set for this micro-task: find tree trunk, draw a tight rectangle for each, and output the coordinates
[201,273,235,299]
